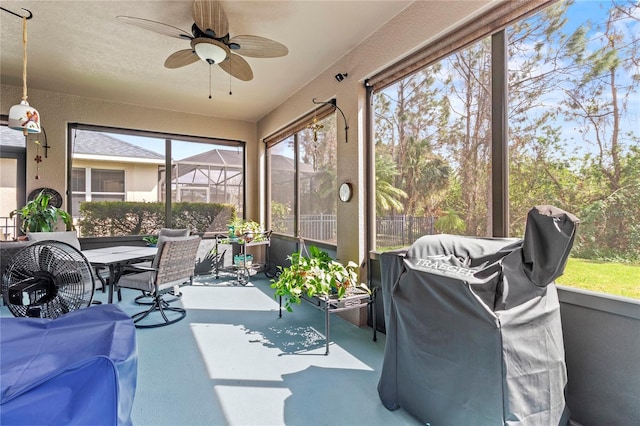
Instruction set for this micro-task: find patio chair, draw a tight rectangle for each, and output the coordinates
[116,235,200,328]
[132,228,190,304]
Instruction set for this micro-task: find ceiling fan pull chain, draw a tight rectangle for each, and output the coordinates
[229,64,232,95]
[208,63,212,99]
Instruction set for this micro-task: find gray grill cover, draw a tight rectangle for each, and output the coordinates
[378,206,579,425]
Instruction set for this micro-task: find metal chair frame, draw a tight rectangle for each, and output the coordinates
[117,236,200,328]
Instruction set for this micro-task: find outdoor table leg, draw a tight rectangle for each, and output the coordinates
[107,264,116,304]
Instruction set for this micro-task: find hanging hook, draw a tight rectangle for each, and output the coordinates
[312,98,349,143]
[0,7,33,20]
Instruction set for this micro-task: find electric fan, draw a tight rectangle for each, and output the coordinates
[2,241,95,318]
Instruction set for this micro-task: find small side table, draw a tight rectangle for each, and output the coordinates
[213,231,271,285]
[279,287,377,355]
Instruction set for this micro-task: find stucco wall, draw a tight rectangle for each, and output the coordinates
[71,158,160,203]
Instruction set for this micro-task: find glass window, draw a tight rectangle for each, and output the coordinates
[298,115,337,242]
[70,167,125,216]
[0,124,26,240]
[506,1,639,299]
[91,169,125,193]
[373,38,492,250]
[169,140,244,216]
[267,114,337,244]
[370,0,639,299]
[70,127,245,237]
[268,136,295,236]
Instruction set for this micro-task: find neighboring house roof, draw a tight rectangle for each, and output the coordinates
[73,130,164,160]
[179,148,242,167]
[270,153,315,173]
[0,125,27,148]
[0,126,165,162]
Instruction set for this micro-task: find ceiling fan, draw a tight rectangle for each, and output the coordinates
[117,0,288,82]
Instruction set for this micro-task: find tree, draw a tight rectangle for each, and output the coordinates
[375,152,407,215]
[442,39,493,235]
[374,66,451,218]
[558,0,639,257]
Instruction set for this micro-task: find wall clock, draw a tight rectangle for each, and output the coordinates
[28,187,63,208]
[339,182,353,202]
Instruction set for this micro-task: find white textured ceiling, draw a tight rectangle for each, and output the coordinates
[1,1,413,122]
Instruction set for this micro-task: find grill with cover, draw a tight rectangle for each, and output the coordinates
[378,205,579,425]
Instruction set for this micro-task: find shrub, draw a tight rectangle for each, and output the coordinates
[78,201,236,237]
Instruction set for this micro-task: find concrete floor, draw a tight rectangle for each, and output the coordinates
[0,271,421,425]
[125,273,422,425]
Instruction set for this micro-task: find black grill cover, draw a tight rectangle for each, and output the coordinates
[378,206,579,425]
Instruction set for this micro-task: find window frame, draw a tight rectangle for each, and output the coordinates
[265,103,338,245]
[67,123,246,230]
[366,0,555,249]
[367,0,640,300]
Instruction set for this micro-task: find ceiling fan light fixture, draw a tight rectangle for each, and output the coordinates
[192,39,228,64]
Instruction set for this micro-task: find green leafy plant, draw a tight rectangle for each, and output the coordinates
[226,219,266,243]
[271,245,368,312]
[143,235,158,246]
[10,190,74,233]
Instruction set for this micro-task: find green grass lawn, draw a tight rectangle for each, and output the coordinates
[557,258,640,300]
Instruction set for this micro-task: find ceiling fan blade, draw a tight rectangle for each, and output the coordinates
[193,0,228,38]
[219,53,253,81]
[116,16,192,40]
[229,35,289,58]
[164,49,200,69]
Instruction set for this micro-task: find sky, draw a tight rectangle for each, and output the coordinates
[104,132,242,161]
[375,0,639,161]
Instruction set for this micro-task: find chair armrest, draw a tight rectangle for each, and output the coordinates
[123,265,157,273]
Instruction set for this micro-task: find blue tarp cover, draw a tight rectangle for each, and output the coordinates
[1,304,137,426]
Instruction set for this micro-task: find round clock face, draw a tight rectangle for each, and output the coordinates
[339,182,353,202]
[28,187,63,208]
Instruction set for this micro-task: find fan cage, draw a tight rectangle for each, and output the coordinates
[2,241,95,318]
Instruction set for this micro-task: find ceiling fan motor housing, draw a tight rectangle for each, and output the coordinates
[191,38,229,64]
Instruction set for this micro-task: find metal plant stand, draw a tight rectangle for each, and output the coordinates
[279,287,377,355]
[213,231,271,286]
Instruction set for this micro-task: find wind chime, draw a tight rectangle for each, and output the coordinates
[307,109,324,172]
[4,7,45,179]
[308,115,324,142]
[32,129,51,180]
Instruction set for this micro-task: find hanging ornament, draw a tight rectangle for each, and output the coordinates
[34,139,42,179]
[306,112,323,172]
[308,116,324,142]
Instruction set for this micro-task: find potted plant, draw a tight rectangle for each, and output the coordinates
[10,190,74,233]
[143,235,158,247]
[226,219,265,243]
[271,245,369,312]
